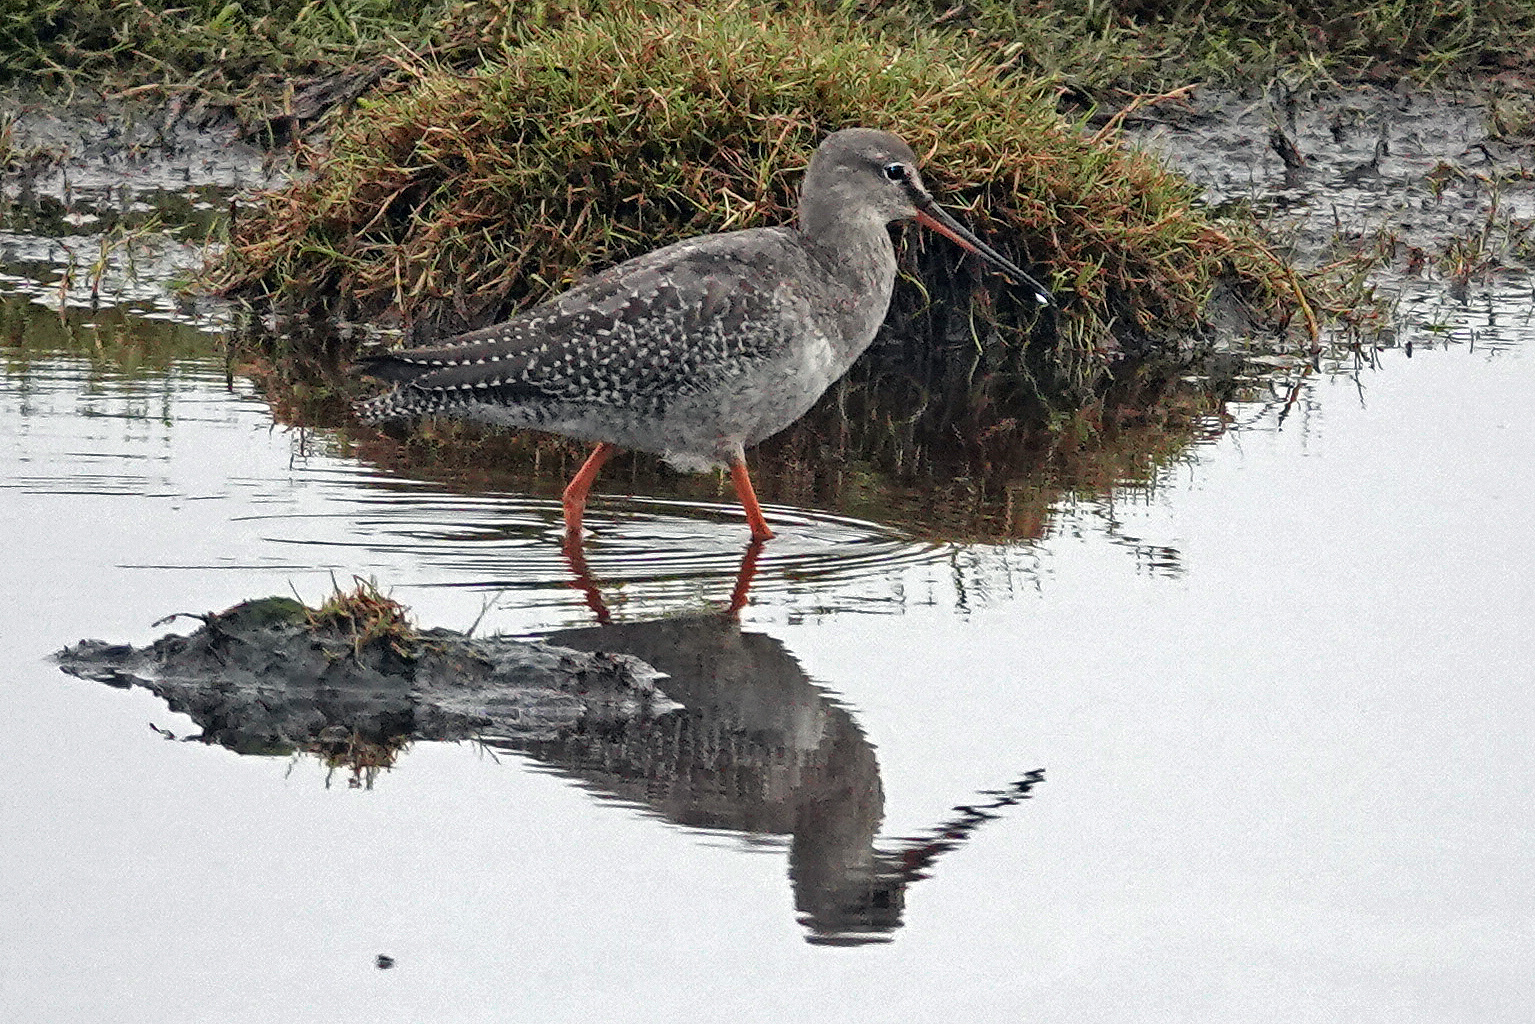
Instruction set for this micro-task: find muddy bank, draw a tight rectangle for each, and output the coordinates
[7,61,1531,307]
[55,596,671,755]
[8,79,1530,337]
[1124,83,1535,264]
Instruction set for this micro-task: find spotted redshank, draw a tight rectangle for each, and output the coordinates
[357,128,1052,546]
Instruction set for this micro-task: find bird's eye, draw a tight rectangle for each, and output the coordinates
[883,162,908,182]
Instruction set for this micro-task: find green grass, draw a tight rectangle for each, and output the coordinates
[2,1,440,77]
[212,3,1307,394]
[853,0,1535,91]
[6,0,1533,106]
[0,0,452,127]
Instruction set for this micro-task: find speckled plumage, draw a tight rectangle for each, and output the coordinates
[358,225,885,472]
[357,128,1050,540]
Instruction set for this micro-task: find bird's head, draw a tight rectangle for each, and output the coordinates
[800,128,1053,306]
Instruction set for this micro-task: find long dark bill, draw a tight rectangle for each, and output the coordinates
[911,190,1052,307]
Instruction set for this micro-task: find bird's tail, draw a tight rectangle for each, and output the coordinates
[357,381,480,423]
[353,350,450,423]
[353,351,433,384]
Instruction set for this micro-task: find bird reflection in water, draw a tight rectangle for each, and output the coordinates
[501,544,1047,945]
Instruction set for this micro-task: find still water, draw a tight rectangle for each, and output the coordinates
[2,269,1533,1021]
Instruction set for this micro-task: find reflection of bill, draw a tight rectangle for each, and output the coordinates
[527,581,1045,945]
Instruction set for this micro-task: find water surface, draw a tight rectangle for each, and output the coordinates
[2,278,1533,1020]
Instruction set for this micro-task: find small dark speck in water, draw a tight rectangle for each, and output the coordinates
[375,955,395,970]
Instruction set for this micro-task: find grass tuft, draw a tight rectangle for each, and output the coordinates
[306,575,417,657]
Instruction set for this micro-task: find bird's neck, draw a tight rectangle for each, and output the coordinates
[798,216,899,364]
[798,182,897,286]
[801,216,896,291]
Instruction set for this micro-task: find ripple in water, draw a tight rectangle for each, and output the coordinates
[295,473,950,623]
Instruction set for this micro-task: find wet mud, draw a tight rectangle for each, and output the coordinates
[1124,83,1535,302]
[1,89,274,324]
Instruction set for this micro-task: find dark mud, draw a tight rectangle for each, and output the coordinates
[55,597,671,753]
[0,88,274,198]
[1124,83,1534,279]
[1,90,275,323]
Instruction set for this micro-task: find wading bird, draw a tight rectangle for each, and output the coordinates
[358,128,1051,548]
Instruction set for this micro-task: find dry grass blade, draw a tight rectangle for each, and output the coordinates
[306,575,417,657]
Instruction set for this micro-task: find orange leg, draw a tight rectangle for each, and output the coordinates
[729,458,775,541]
[563,442,616,548]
